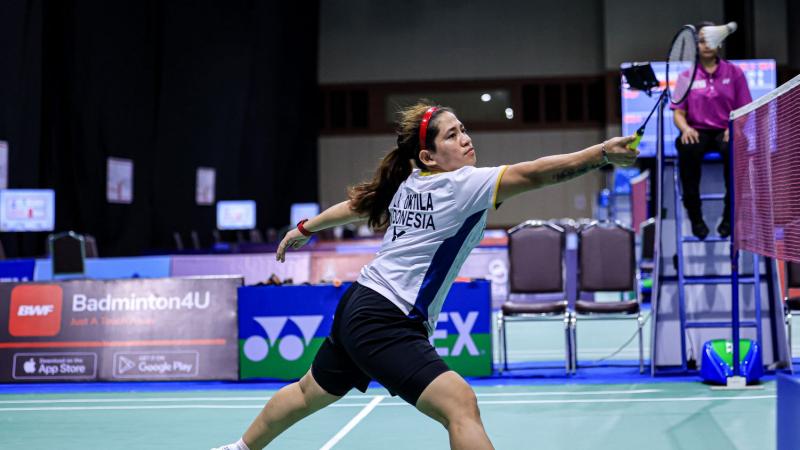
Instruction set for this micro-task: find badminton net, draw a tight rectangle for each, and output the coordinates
[731,74,800,262]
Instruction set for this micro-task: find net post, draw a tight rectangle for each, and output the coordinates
[728,117,741,379]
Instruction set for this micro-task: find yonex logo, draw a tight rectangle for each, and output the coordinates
[430,311,479,357]
[9,285,63,337]
[243,315,324,362]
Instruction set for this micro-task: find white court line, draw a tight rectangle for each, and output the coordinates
[0,389,663,404]
[319,395,384,450]
[0,404,266,411]
[505,351,643,356]
[0,394,773,412]
[474,389,661,397]
[0,396,273,404]
[372,394,776,407]
[470,395,776,406]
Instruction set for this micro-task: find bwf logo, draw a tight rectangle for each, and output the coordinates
[243,315,323,362]
[8,285,63,337]
[17,305,55,316]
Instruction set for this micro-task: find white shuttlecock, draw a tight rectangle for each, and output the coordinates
[701,22,737,49]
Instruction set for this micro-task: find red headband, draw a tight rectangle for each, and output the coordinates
[418,107,438,150]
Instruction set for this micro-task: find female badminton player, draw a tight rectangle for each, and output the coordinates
[213,102,638,450]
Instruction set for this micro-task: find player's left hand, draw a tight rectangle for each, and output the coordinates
[276,228,311,262]
[605,135,639,167]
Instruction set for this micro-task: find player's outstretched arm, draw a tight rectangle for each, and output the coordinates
[276,200,364,262]
[495,136,637,204]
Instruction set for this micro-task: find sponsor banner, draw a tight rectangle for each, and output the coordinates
[239,280,491,380]
[34,256,171,281]
[0,276,241,382]
[428,281,492,376]
[0,259,36,283]
[171,253,311,285]
[238,283,343,380]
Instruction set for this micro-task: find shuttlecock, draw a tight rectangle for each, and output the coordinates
[701,22,737,49]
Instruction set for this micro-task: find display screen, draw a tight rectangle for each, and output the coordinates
[0,189,56,232]
[290,203,320,227]
[216,200,257,230]
[621,59,777,157]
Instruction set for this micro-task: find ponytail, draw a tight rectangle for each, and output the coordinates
[348,147,413,230]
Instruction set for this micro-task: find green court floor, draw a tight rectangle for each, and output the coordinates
[0,382,775,449]
[2,305,789,450]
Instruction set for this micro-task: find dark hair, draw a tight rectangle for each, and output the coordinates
[695,20,715,30]
[348,101,453,230]
[695,21,715,34]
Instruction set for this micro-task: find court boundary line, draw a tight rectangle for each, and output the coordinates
[0,389,667,404]
[0,394,775,411]
[319,395,384,450]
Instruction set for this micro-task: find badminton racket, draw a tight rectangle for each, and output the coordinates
[628,25,698,150]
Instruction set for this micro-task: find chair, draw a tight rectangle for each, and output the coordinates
[84,234,99,257]
[639,218,656,270]
[249,229,264,243]
[497,221,571,374]
[630,170,650,233]
[173,231,185,251]
[638,218,656,300]
[48,231,86,277]
[784,261,800,361]
[572,220,644,373]
[190,230,202,250]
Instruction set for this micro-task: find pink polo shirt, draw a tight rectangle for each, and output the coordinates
[670,59,752,131]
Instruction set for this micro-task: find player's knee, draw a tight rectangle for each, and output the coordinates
[442,386,480,425]
[459,389,481,420]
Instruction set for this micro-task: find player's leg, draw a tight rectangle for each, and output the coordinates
[333,283,492,449]
[240,369,341,449]
[676,135,708,239]
[415,371,494,450]
[214,284,367,450]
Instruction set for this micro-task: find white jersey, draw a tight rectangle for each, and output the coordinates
[357,165,507,334]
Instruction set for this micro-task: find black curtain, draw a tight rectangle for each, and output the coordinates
[0,0,319,257]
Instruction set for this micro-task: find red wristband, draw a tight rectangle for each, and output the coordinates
[297,219,313,237]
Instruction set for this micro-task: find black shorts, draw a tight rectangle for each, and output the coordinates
[311,282,450,405]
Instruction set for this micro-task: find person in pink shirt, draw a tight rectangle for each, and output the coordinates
[671,21,752,240]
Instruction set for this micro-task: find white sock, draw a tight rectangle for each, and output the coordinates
[236,439,251,450]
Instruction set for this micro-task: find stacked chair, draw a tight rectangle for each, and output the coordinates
[500,219,644,374]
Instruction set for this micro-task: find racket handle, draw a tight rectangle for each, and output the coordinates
[628,129,644,150]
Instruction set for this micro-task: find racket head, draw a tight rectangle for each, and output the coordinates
[666,25,698,105]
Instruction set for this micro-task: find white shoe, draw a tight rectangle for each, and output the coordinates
[210,440,249,450]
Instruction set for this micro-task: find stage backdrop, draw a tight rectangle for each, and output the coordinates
[0,276,241,382]
[0,1,319,257]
